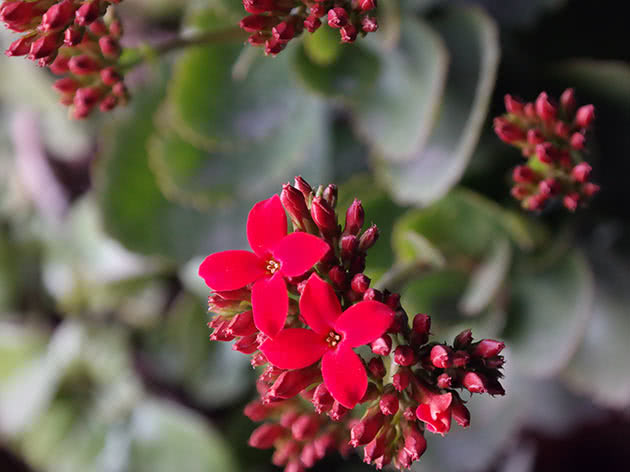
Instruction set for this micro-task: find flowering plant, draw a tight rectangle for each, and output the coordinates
[199,176,505,471]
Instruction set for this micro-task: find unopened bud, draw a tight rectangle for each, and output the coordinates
[472,339,505,358]
[327,7,348,28]
[504,94,524,115]
[452,350,470,368]
[291,414,319,441]
[323,184,337,208]
[341,234,358,263]
[560,88,576,114]
[437,373,452,389]
[281,184,310,230]
[41,0,75,32]
[272,21,295,42]
[311,196,338,236]
[248,423,285,449]
[328,265,347,289]
[462,371,487,394]
[359,224,379,251]
[363,287,383,302]
[351,273,370,294]
[370,335,392,356]
[393,369,411,392]
[328,401,349,421]
[575,104,595,128]
[294,175,312,199]
[303,14,321,33]
[563,193,580,212]
[535,92,556,121]
[99,35,120,58]
[361,15,378,32]
[344,199,364,235]
[430,345,452,368]
[453,329,473,349]
[68,54,101,75]
[75,1,100,26]
[233,333,259,354]
[403,422,427,462]
[512,165,538,184]
[570,132,586,150]
[368,357,386,379]
[266,366,321,402]
[349,410,384,447]
[64,26,82,46]
[571,162,592,183]
[379,392,399,416]
[312,383,333,413]
[340,24,357,43]
[451,398,470,428]
[394,345,416,366]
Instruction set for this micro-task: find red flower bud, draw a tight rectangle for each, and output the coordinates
[0,1,35,31]
[451,397,471,427]
[452,350,470,368]
[243,0,275,14]
[303,14,321,32]
[75,1,101,26]
[430,344,452,368]
[379,393,399,416]
[291,414,319,441]
[272,440,300,467]
[526,128,545,145]
[98,35,120,58]
[367,357,386,379]
[512,165,539,184]
[349,410,384,447]
[340,24,357,43]
[28,32,60,60]
[240,14,275,32]
[311,196,338,236]
[227,310,257,336]
[535,92,556,121]
[539,178,559,196]
[363,287,383,302]
[53,77,79,94]
[560,88,576,114]
[351,273,370,294]
[328,401,349,421]
[40,0,75,32]
[281,183,310,230]
[402,422,427,462]
[582,182,600,197]
[570,132,586,150]
[312,383,333,413]
[272,21,295,42]
[563,193,580,212]
[504,94,524,115]
[472,339,505,358]
[571,162,592,183]
[248,423,285,448]
[370,335,392,356]
[64,26,82,46]
[575,104,595,128]
[494,117,525,143]
[453,328,472,349]
[327,7,348,28]
[294,175,312,199]
[264,37,286,56]
[358,224,379,251]
[394,345,416,366]
[100,66,121,86]
[393,369,411,392]
[462,371,487,393]
[49,54,70,74]
[344,199,364,235]
[328,265,347,288]
[265,366,321,402]
[68,54,101,75]
[341,234,358,263]
[89,18,108,36]
[364,433,387,465]
[361,15,378,33]
[359,0,377,11]
[437,373,452,389]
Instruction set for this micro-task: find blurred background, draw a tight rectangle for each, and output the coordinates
[1,0,629,471]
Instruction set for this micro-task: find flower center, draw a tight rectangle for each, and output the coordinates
[265,258,281,274]
[325,330,342,348]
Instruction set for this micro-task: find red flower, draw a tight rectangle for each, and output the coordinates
[415,392,452,436]
[260,274,394,408]
[199,195,328,337]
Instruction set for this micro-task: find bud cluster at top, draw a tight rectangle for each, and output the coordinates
[494,89,599,212]
[198,176,506,471]
[240,0,379,56]
[1,0,126,118]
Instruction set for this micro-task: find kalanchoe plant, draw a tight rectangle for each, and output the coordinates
[199,176,506,471]
[494,89,599,212]
[1,0,127,117]
[240,0,379,56]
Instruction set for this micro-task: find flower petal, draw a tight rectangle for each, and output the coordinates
[260,329,328,370]
[321,346,367,409]
[198,250,265,291]
[299,273,341,335]
[251,272,288,338]
[416,403,451,436]
[272,232,329,277]
[247,195,287,258]
[334,301,394,347]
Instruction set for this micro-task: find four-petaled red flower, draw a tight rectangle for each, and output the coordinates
[260,273,394,409]
[415,392,452,436]
[198,195,329,338]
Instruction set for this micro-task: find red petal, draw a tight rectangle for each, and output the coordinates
[251,272,288,338]
[272,232,329,277]
[321,346,367,409]
[416,403,451,436]
[247,195,287,258]
[198,250,265,291]
[299,273,341,335]
[334,301,394,347]
[260,328,327,370]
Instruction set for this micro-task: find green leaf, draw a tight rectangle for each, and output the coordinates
[505,250,594,377]
[349,17,448,161]
[376,6,500,205]
[129,399,236,472]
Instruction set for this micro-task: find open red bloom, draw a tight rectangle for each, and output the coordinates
[415,392,452,436]
[199,195,329,338]
[260,274,394,408]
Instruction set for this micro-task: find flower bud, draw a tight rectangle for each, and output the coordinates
[281,183,310,230]
[100,66,121,86]
[265,366,321,402]
[303,14,321,33]
[75,0,100,26]
[358,224,379,251]
[68,54,101,75]
[89,18,108,36]
[437,373,452,389]
[472,339,505,358]
[379,392,399,416]
[535,92,556,121]
[575,104,595,128]
[6,35,35,56]
[240,14,275,32]
[453,328,472,349]
[28,32,60,60]
[512,165,538,184]
[323,184,337,208]
[571,162,592,183]
[582,182,600,197]
[313,432,336,459]
[361,15,378,32]
[327,7,348,28]
[527,128,545,145]
[363,287,383,302]
[563,193,580,212]
[328,265,347,289]
[272,21,295,42]
[53,77,79,94]
[312,383,333,413]
[402,422,427,462]
[370,335,392,356]
[396,448,413,469]
[64,26,82,46]
[554,121,570,139]
[394,345,416,366]
[560,88,576,114]
[248,423,285,449]
[291,414,319,441]
[351,273,370,294]
[272,440,300,467]
[494,117,525,143]
[40,0,76,32]
[328,401,349,421]
[504,94,524,115]
[349,410,384,447]
[49,55,70,74]
[570,132,586,150]
[311,196,338,236]
[99,35,120,58]
[264,37,286,56]
[452,350,470,368]
[294,175,312,199]
[462,371,487,394]
[344,199,364,235]
[300,444,317,468]
[367,357,386,379]
[340,234,358,263]
[340,24,357,43]
[385,292,401,310]
[359,0,377,11]
[393,369,411,392]
[430,344,452,368]
[451,397,471,428]
[233,333,259,354]
[412,313,431,336]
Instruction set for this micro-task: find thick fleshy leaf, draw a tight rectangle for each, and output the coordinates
[246,195,287,258]
[198,250,264,291]
[260,329,327,370]
[251,273,288,338]
[299,274,342,335]
[334,301,394,347]
[321,346,367,409]
[273,232,329,278]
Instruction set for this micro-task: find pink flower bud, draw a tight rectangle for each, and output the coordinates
[294,175,312,199]
[272,21,295,42]
[303,14,320,34]
[452,350,470,368]
[98,35,120,57]
[512,165,538,183]
[75,1,101,26]
[248,423,285,448]
[570,132,586,150]
[264,38,286,56]
[89,18,107,36]
[49,54,70,74]
[100,66,121,86]
[0,1,35,31]
[279,410,299,428]
[265,366,321,402]
[554,121,570,138]
[437,373,452,389]
[291,414,319,441]
[535,92,556,121]
[451,397,471,428]
[64,26,82,46]
[351,273,370,294]
[571,162,592,183]
[233,333,259,354]
[244,400,272,421]
[402,422,427,461]
[361,15,378,32]
[539,178,559,196]
[363,287,383,302]
[312,383,333,413]
[328,401,349,421]
[327,7,348,28]
[28,32,60,60]
[494,117,525,143]
[472,339,505,358]
[53,77,79,94]
[393,369,411,392]
[504,94,524,115]
[251,351,267,367]
[396,448,413,469]
[272,440,300,467]
[394,345,416,366]
[349,410,384,447]
[582,182,600,197]
[281,183,310,229]
[527,128,545,145]
[5,35,35,56]
[313,432,336,459]
[243,0,275,14]
[575,104,595,128]
[379,393,399,416]
[560,88,576,114]
[563,193,580,212]
[40,0,76,32]
[359,224,379,251]
[240,14,275,32]
[370,335,392,356]
[462,371,487,393]
[385,292,401,310]
[430,345,452,368]
[536,142,555,164]
[359,0,377,11]
[344,199,364,235]
[367,357,386,379]
[73,86,101,108]
[69,54,101,75]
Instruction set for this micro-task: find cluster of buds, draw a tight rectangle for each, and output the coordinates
[1,0,126,118]
[240,0,378,56]
[198,176,506,471]
[494,89,599,211]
